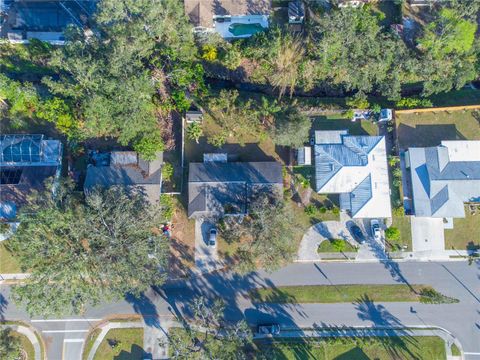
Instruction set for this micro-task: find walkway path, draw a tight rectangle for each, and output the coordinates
[0,324,42,360]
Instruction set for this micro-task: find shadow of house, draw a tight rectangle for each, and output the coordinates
[397,123,466,150]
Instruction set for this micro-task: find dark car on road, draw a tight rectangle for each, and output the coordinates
[350,224,365,244]
[258,324,281,336]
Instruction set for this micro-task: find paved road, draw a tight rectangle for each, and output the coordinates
[1,261,479,359]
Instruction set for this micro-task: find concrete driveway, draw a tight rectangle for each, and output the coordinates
[194,219,224,273]
[411,217,446,258]
[297,221,356,261]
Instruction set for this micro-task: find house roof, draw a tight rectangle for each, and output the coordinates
[184,0,271,27]
[0,134,62,220]
[188,161,282,218]
[314,130,391,218]
[84,151,162,204]
[408,141,480,218]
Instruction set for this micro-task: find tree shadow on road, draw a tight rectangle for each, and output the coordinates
[0,293,7,321]
[125,292,160,328]
[353,294,419,359]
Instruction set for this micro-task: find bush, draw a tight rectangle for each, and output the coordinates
[331,239,346,252]
[221,45,242,70]
[395,97,433,109]
[385,226,400,241]
[346,92,369,109]
[207,133,226,148]
[331,207,340,215]
[160,194,174,220]
[162,163,174,181]
[201,44,218,61]
[304,204,316,216]
[319,206,327,214]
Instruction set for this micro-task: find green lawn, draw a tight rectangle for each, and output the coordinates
[255,336,446,360]
[451,343,461,357]
[317,239,358,253]
[312,115,378,136]
[0,241,22,273]
[388,215,412,252]
[249,284,432,303]
[82,328,102,360]
[11,330,36,360]
[93,328,144,360]
[444,206,480,251]
[396,110,480,150]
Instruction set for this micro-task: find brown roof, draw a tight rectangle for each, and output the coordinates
[184,0,271,27]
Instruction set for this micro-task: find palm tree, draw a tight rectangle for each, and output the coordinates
[186,121,203,143]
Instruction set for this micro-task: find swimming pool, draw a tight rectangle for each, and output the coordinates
[213,15,269,39]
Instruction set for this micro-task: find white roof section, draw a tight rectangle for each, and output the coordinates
[314,131,391,219]
[441,140,480,162]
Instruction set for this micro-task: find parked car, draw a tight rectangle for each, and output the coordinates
[350,224,365,244]
[209,227,217,247]
[258,323,281,336]
[370,219,381,241]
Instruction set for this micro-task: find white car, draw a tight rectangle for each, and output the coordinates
[370,219,381,241]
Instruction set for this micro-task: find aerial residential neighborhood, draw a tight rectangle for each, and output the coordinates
[0,0,479,360]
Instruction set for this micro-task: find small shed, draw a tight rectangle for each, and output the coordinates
[297,146,311,166]
[185,110,203,123]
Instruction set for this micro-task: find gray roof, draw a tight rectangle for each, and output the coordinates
[188,161,283,218]
[84,152,162,204]
[408,145,480,218]
[339,174,373,217]
[314,131,382,192]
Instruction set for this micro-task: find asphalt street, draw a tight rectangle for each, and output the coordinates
[1,260,479,359]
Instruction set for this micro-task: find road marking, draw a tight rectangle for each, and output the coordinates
[64,339,85,343]
[32,318,102,322]
[42,330,89,333]
[464,353,480,356]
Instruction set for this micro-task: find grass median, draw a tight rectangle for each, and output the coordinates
[255,336,446,360]
[249,284,456,304]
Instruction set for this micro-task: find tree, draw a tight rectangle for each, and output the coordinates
[221,194,300,272]
[9,179,170,316]
[187,122,203,144]
[205,90,263,145]
[0,328,22,360]
[417,8,478,95]
[166,297,252,359]
[331,239,346,253]
[271,108,311,148]
[309,8,414,98]
[44,0,203,158]
[385,227,401,242]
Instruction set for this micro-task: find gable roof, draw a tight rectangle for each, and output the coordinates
[314,130,391,218]
[84,151,163,204]
[408,141,480,218]
[188,161,282,218]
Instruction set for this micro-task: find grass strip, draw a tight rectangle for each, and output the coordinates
[249,284,454,303]
[93,328,144,360]
[255,336,446,360]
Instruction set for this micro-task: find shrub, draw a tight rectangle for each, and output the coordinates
[304,204,316,216]
[346,92,369,109]
[331,239,346,252]
[160,194,174,220]
[319,206,327,214]
[186,121,203,143]
[222,45,242,70]
[162,163,174,181]
[202,44,218,61]
[395,97,433,109]
[331,207,340,215]
[207,133,226,148]
[385,226,400,241]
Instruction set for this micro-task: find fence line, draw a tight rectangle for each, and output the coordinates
[396,104,480,114]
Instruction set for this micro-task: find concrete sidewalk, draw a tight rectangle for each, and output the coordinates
[255,326,462,360]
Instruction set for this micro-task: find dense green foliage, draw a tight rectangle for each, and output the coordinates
[0,328,22,360]
[9,180,170,316]
[167,297,252,359]
[385,227,401,242]
[220,195,300,272]
[43,0,204,158]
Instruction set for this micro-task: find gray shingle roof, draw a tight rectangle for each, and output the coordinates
[339,174,373,217]
[188,161,283,218]
[408,144,480,218]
